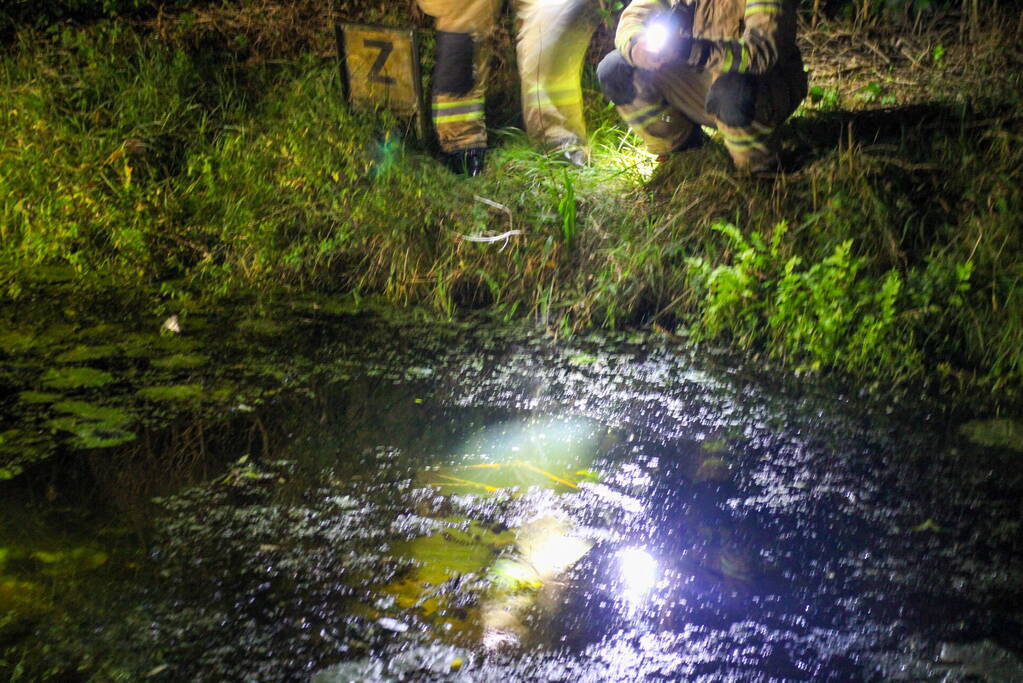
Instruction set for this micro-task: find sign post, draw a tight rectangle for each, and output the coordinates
[337,23,425,140]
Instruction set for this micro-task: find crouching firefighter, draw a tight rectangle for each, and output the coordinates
[596,0,807,175]
[417,0,599,176]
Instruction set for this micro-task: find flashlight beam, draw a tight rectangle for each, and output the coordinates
[432,474,501,492]
[516,461,579,489]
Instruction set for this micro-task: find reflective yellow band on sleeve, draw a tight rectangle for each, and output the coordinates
[744,0,781,16]
[718,40,748,73]
[721,48,733,72]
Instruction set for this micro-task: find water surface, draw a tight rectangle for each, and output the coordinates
[2,312,1022,681]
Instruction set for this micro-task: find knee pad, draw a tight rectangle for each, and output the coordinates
[705,73,757,128]
[596,50,637,106]
[433,31,475,96]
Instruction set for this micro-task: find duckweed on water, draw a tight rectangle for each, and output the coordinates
[959,418,1023,453]
[149,353,208,370]
[0,330,39,355]
[51,400,132,425]
[1,293,381,476]
[0,577,51,634]
[384,518,514,618]
[46,401,135,448]
[46,418,136,449]
[4,313,1023,680]
[238,317,289,337]
[40,367,115,390]
[54,345,119,364]
[0,430,51,479]
[17,391,62,404]
[136,384,204,402]
[30,548,109,574]
[0,547,73,646]
[121,333,199,358]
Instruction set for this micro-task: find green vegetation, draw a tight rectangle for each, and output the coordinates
[1,2,1021,408]
[959,418,1023,453]
[136,383,204,401]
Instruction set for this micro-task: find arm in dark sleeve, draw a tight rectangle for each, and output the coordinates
[684,0,787,75]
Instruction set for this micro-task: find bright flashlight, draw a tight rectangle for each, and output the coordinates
[643,21,671,54]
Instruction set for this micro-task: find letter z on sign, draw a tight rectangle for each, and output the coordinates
[342,25,419,115]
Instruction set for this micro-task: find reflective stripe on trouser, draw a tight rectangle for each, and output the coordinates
[515,0,598,148]
[418,0,500,153]
[616,56,805,171]
[705,57,806,171]
[717,121,774,172]
[610,63,711,156]
[432,95,487,153]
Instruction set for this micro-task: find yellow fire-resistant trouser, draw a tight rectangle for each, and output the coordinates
[612,54,807,172]
[417,0,598,154]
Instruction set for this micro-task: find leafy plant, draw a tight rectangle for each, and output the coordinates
[809,85,841,111]
[857,81,883,104]
[596,0,626,29]
[685,221,972,379]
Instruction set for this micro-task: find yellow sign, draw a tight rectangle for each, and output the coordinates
[340,24,422,118]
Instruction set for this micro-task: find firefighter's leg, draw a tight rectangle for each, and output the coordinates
[596,50,696,156]
[431,31,490,155]
[650,62,716,129]
[515,0,598,158]
[417,0,501,155]
[707,58,807,173]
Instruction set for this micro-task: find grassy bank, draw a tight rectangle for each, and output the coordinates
[1,4,1022,403]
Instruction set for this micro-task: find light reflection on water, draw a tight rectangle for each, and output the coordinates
[313,405,823,681]
[617,547,658,608]
[4,319,1023,682]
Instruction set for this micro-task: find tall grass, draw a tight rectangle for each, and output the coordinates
[1,9,1021,403]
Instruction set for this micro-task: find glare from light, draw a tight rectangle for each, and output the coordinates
[526,530,592,579]
[602,135,658,180]
[644,22,671,54]
[618,547,657,605]
[458,416,602,473]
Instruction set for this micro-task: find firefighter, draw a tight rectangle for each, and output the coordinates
[416,0,599,176]
[596,0,807,175]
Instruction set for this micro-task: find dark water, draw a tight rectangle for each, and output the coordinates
[2,313,1023,681]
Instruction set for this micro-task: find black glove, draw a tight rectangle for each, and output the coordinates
[705,72,757,128]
